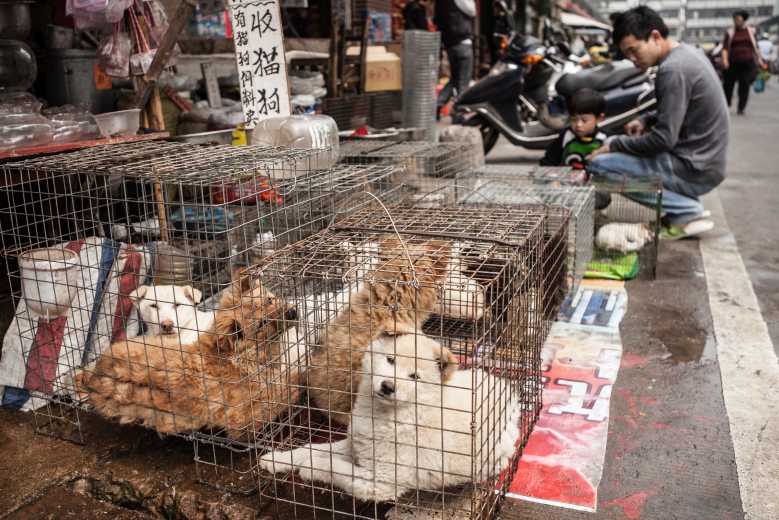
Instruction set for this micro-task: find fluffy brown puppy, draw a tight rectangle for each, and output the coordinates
[306,237,451,426]
[78,277,300,439]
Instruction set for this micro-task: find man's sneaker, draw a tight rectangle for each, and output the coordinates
[659,218,714,240]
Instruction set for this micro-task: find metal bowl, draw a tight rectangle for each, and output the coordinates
[171,129,235,145]
[0,1,33,40]
[94,109,141,138]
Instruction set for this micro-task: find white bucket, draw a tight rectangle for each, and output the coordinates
[19,247,79,318]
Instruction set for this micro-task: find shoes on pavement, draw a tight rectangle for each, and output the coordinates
[659,218,714,240]
[737,110,745,116]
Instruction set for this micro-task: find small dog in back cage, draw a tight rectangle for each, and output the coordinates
[77,274,300,439]
[129,284,214,344]
[260,332,521,502]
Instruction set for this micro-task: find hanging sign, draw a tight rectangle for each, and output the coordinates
[228,0,291,128]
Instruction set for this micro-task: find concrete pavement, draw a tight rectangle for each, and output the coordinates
[493,83,779,520]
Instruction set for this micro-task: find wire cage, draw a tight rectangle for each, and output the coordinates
[474,164,661,280]
[0,140,402,448]
[455,173,595,299]
[250,204,547,520]
[339,140,482,204]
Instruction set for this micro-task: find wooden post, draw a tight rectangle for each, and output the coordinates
[134,0,198,109]
[153,178,170,243]
[329,18,340,97]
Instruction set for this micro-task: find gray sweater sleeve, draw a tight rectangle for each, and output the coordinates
[610,64,687,156]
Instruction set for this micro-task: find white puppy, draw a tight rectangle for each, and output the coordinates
[595,222,653,254]
[129,284,214,345]
[260,334,520,502]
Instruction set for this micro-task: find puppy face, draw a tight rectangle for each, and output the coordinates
[215,283,298,355]
[366,334,458,404]
[130,285,203,335]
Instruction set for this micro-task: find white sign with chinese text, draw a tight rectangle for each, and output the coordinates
[228,0,290,128]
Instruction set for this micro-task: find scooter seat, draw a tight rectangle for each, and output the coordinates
[556,60,645,97]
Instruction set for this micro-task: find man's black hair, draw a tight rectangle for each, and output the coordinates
[568,88,606,116]
[733,10,750,21]
[612,6,669,45]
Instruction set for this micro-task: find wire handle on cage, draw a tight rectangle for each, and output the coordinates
[338,191,420,289]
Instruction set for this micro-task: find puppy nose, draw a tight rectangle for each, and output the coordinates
[285,307,298,321]
[380,381,395,395]
[160,321,174,332]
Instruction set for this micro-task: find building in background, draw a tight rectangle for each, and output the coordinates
[594,0,775,45]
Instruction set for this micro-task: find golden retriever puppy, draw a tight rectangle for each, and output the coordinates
[305,237,451,426]
[78,276,300,439]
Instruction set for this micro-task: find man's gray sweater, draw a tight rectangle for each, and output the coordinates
[610,43,729,189]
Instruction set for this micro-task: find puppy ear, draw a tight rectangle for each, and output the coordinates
[437,346,459,382]
[183,286,203,304]
[129,285,148,304]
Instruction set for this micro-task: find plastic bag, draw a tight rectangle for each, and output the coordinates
[66,0,132,29]
[43,105,102,144]
[0,113,54,152]
[754,77,765,93]
[98,27,131,78]
[0,92,43,115]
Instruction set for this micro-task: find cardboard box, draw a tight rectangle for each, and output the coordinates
[347,46,402,92]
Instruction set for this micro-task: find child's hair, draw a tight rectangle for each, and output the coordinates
[568,88,606,116]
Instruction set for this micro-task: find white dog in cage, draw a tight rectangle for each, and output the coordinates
[260,333,521,502]
[130,284,214,344]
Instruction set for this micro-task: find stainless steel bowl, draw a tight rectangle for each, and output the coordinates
[171,129,235,145]
[94,109,141,138]
[0,1,33,40]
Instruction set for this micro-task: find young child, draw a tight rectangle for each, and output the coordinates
[540,88,607,169]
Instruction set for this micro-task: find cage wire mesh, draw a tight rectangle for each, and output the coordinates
[454,172,595,299]
[402,30,440,141]
[339,140,482,204]
[0,140,403,452]
[249,204,546,520]
[474,164,661,280]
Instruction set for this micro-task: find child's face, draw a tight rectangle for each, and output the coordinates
[570,113,602,138]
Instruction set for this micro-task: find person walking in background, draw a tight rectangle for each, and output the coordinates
[403,0,429,31]
[434,0,475,118]
[721,10,765,115]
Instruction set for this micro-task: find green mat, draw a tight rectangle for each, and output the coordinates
[585,250,640,280]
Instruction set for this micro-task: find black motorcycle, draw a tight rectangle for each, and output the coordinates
[454,33,656,154]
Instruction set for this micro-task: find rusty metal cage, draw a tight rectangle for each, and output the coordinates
[250,204,547,520]
[0,140,402,451]
[339,140,483,203]
[473,164,661,280]
[455,171,595,298]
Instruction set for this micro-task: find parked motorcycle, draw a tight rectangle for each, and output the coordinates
[454,33,656,154]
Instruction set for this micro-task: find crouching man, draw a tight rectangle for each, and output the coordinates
[588,6,729,239]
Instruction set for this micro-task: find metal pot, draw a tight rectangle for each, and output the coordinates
[0,1,33,40]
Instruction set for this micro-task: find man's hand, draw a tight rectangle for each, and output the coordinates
[624,118,645,136]
[586,143,610,162]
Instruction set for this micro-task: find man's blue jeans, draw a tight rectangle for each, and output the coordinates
[589,152,711,225]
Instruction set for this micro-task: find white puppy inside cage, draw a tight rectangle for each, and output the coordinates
[259,333,521,502]
[129,284,214,344]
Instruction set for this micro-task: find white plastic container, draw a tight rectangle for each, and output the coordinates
[19,248,80,318]
[250,115,339,173]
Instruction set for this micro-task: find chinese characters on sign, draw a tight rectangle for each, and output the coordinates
[228,0,290,128]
